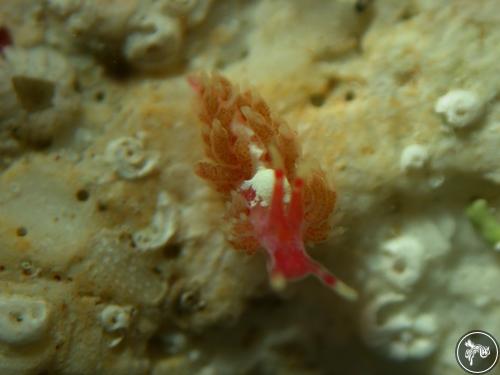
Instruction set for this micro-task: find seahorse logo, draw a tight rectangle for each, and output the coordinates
[464,339,491,366]
[456,331,498,374]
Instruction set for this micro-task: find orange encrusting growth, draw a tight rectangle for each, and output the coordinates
[190,73,356,299]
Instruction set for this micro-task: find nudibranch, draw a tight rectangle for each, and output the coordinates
[189,72,357,300]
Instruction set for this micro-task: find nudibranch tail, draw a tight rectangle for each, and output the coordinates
[257,169,357,300]
[310,262,359,301]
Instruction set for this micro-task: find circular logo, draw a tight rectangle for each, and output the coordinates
[456,330,499,374]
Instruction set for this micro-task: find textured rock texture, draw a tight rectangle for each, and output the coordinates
[0,0,499,374]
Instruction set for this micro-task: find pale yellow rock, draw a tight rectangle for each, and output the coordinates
[0,0,499,374]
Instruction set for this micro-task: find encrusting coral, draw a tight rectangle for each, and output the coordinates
[189,72,356,300]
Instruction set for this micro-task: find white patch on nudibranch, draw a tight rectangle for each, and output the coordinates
[240,168,291,207]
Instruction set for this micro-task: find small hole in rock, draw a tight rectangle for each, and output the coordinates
[73,79,82,92]
[97,201,108,211]
[54,274,62,281]
[163,243,182,259]
[103,54,133,81]
[76,189,89,202]
[0,26,13,52]
[215,59,228,69]
[398,8,416,21]
[392,259,406,274]
[10,312,23,323]
[309,93,326,107]
[94,91,105,102]
[239,49,249,59]
[16,227,27,237]
[175,289,205,315]
[345,91,355,101]
[34,138,53,150]
[22,268,33,276]
[354,0,371,13]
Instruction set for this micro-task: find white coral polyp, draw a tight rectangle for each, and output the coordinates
[0,295,50,345]
[240,168,291,208]
[100,305,133,332]
[361,294,438,361]
[125,14,182,70]
[106,136,159,179]
[133,191,178,252]
[385,314,438,361]
[400,144,429,172]
[434,89,482,128]
[380,235,425,290]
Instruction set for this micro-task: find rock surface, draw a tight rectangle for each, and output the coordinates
[0,0,499,374]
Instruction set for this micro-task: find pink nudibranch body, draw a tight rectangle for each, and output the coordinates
[240,169,358,300]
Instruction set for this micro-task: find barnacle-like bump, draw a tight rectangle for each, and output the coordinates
[47,0,214,73]
[99,304,134,332]
[106,135,159,179]
[0,46,80,148]
[361,293,438,360]
[124,13,183,71]
[400,144,429,172]
[379,235,425,290]
[0,294,50,345]
[132,191,178,252]
[434,89,483,128]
